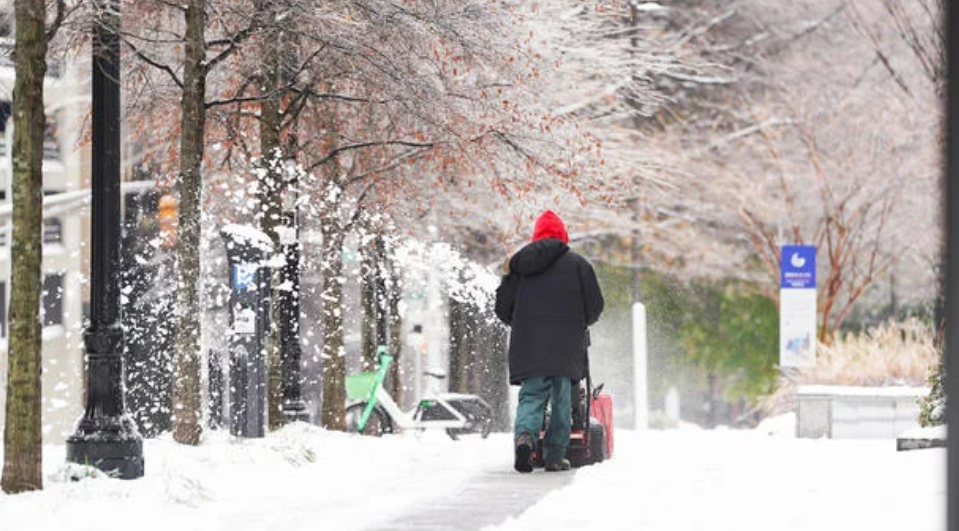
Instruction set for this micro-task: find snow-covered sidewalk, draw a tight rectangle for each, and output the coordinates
[488,428,946,531]
[0,423,946,531]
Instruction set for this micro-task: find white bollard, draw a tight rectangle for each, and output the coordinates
[665,386,681,425]
[633,302,649,430]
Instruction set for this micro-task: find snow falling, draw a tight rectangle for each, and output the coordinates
[0,0,947,529]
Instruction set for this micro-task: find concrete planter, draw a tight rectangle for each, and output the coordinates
[795,385,928,439]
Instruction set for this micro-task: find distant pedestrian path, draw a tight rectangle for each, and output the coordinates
[364,466,575,531]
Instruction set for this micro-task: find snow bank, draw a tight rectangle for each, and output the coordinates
[899,425,947,440]
[0,425,511,531]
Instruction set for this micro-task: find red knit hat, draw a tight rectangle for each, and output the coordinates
[531,210,569,244]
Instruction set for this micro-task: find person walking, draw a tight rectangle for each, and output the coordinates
[494,210,604,472]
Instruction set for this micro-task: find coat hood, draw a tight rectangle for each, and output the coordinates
[532,210,569,244]
[509,238,569,276]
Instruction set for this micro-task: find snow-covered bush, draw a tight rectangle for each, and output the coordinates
[919,363,945,427]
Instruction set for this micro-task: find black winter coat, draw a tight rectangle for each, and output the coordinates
[494,239,604,385]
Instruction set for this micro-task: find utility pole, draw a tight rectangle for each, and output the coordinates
[66,0,144,479]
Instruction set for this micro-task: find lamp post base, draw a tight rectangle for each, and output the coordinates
[66,433,144,479]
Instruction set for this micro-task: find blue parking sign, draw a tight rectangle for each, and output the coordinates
[781,245,816,289]
[233,263,258,291]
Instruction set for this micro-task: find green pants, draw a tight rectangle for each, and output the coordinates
[515,376,571,464]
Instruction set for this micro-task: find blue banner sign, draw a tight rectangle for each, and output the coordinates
[781,245,816,289]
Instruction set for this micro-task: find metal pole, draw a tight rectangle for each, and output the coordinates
[280,210,307,421]
[945,1,957,528]
[66,0,144,479]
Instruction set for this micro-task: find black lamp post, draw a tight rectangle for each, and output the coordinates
[65,0,144,479]
[279,207,307,422]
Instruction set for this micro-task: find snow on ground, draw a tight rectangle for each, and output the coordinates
[899,425,947,440]
[0,423,510,531]
[486,429,946,531]
[0,423,946,531]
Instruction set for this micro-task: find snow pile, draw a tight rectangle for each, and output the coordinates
[485,429,946,531]
[0,425,511,531]
[899,425,947,440]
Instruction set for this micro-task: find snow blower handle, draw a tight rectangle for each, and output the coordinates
[584,329,592,444]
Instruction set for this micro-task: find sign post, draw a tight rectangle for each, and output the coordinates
[780,245,817,367]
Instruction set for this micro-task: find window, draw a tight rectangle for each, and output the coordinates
[0,100,10,160]
[0,4,12,40]
[0,101,10,133]
[43,117,59,161]
[0,281,6,338]
[41,274,63,327]
[43,218,62,244]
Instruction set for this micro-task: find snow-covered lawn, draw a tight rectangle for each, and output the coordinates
[0,422,946,531]
[489,427,946,531]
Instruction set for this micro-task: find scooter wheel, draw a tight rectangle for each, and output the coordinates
[446,418,492,441]
[345,402,393,436]
[480,417,492,439]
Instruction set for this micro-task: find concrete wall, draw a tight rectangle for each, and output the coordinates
[795,385,927,439]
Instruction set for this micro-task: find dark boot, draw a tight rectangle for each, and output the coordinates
[545,458,571,472]
[514,433,534,473]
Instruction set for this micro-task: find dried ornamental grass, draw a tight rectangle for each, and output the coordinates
[762,319,938,415]
[800,319,938,387]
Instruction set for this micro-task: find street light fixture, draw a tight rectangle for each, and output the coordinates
[65,0,144,479]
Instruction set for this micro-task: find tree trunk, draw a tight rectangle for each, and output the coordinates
[320,220,346,430]
[385,242,403,402]
[2,0,47,494]
[257,2,284,430]
[448,295,472,394]
[486,320,510,432]
[448,297,463,393]
[173,0,206,446]
[319,97,347,431]
[360,234,378,371]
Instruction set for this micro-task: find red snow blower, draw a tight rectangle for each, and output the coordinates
[532,359,614,468]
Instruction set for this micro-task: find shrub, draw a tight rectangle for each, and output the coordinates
[762,319,938,416]
[795,318,937,387]
[919,362,945,427]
